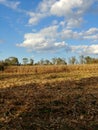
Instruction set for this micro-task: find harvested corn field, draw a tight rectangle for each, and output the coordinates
[0,65,98,130]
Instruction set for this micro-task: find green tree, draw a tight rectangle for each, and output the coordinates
[38,59,44,65]
[29,59,34,65]
[52,57,67,65]
[44,59,52,65]
[84,56,93,64]
[69,56,77,64]
[52,58,57,65]
[92,58,98,64]
[22,58,28,65]
[57,58,67,65]
[79,55,85,64]
[0,61,4,71]
[5,57,19,65]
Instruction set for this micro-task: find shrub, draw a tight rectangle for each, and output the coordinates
[0,64,4,71]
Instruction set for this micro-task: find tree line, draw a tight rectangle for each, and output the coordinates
[0,55,98,71]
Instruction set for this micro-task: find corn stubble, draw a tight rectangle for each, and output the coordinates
[0,64,98,130]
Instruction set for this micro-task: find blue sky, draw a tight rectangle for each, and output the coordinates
[0,0,98,62]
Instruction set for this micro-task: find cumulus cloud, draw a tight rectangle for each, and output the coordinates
[1,0,96,30]
[27,0,56,25]
[83,34,98,41]
[66,18,83,29]
[87,45,98,54]
[17,25,98,54]
[12,0,98,55]
[71,44,98,55]
[27,0,97,29]
[50,0,96,28]
[0,0,20,10]
[0,0,98,56]
[61,27,98,41]
[83,28,98,41]
[50,0,94,17]
[61,29,81,40]
[37,0,56,13]
[51,0,81,17]
[27,12,47,25]
[1,0,97,29]
[85,28,98,35]
[16,25,68,52]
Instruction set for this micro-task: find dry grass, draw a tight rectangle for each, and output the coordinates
[0,64,98,130]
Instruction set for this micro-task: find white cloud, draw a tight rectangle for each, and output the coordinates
[27,0,88,26]
[0,0,20,10]
[37,0,56,13]
[27,12,46,25]
[27,0,56,25]
[85,28,98,35]
[87,45,98,54]
[50,0,94,17]
[40,25,58,39]
[61,29,82,40]
[66,18,83,29]
[83,28,98,41]
[1,0,95,30]
[51,0,80,17]
[16,25,68,52]
[26,0,97,29]
[71,44,98,55]
[61,27,98,41]
[50,0,95,28]
[0,0,97,30]
[17,25,98,54]
[83,34,98,41]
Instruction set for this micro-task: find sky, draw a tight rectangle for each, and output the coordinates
[0,0,98,63]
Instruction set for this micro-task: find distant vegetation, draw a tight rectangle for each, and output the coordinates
[0,55,98,72]
[0,55,98,67]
